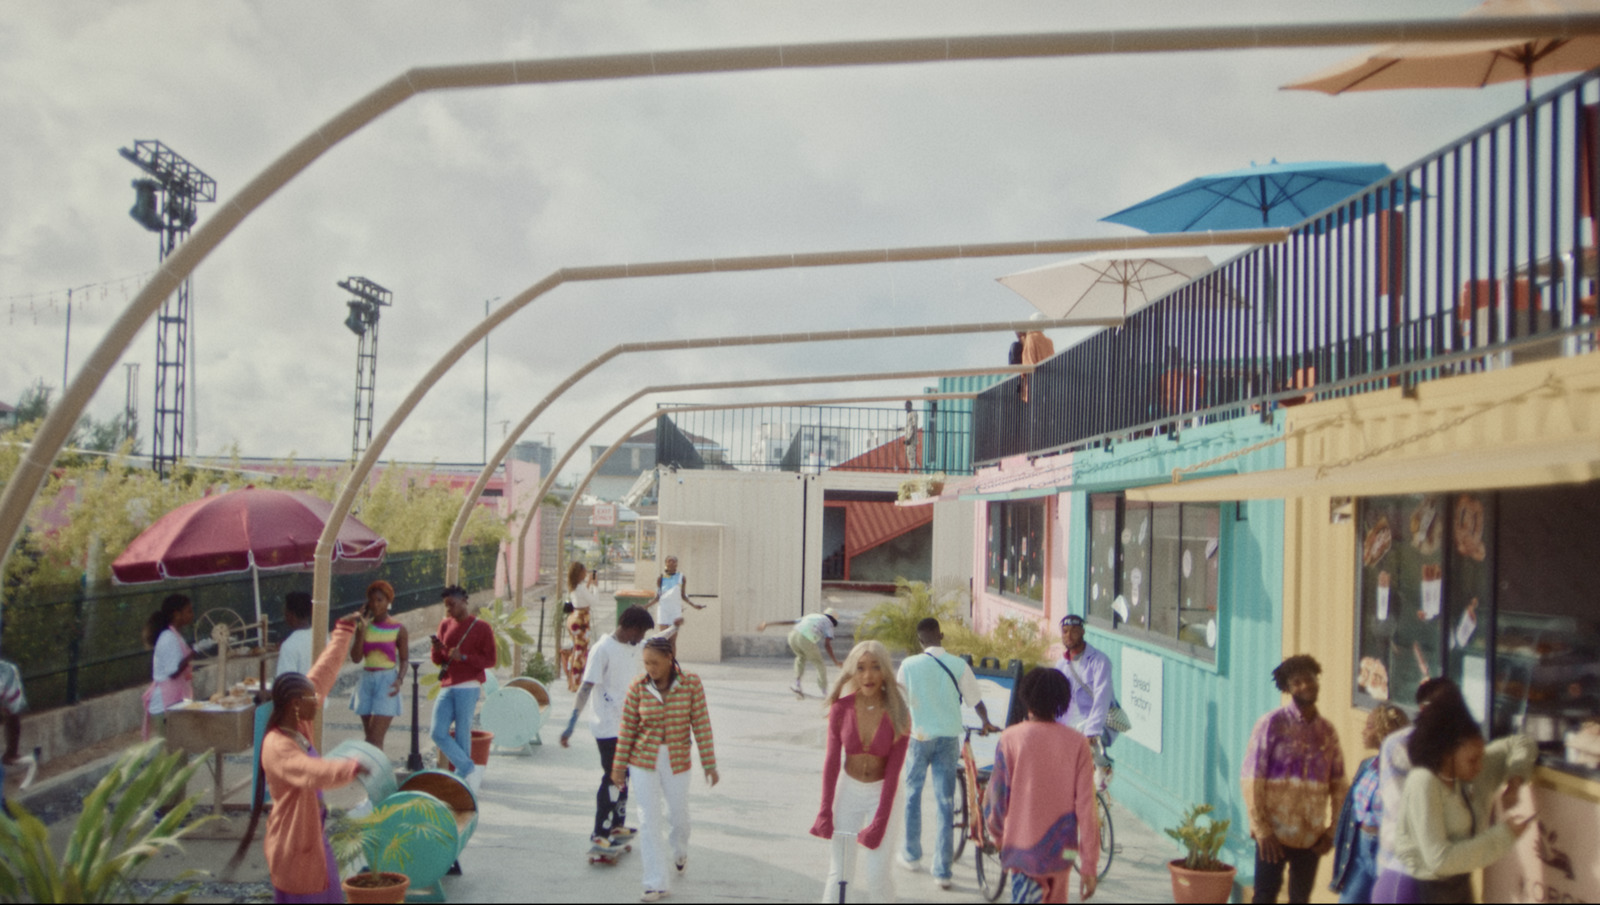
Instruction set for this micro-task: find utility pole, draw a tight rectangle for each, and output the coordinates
[120,140,215,477]
[123,363,139,446]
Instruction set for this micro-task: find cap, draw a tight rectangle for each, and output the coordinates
[1059,613,1085,627]
[823,607,840,624]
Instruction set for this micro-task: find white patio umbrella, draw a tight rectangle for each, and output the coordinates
[1284,0,1600,102]
[997,254,1215,322]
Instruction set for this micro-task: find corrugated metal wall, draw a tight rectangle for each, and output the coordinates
[1059,416,1286,872]
[934,374,1005,475]
[656,469,807,634]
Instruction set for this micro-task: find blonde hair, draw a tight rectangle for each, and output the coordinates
[825,640,910,738]
[1363,703,1411,749]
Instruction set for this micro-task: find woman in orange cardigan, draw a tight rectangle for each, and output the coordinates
[262,615,370,903]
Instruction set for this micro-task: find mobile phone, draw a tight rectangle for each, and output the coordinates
[430,634,442,646]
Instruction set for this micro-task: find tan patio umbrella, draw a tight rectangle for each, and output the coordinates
[997,254,1215,321]
[1284,0,1600,101]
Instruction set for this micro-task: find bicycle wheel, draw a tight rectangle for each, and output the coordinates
[977,837,1007,902]
[951,765,969,862]
[1096,790,1116,878]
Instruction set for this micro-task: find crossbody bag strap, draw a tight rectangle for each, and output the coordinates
[1062,654,1088,689]
[928,654,964,703]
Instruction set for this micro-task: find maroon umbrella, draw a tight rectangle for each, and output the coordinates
[112,487,386,591]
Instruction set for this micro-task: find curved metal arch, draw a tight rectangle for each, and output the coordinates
[9,14,1574,635]
[444,316,1099,585]
[507,365,1030,609]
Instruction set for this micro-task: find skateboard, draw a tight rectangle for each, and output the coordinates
[587,840,632,866]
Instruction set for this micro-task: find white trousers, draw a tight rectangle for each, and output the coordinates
[629,746,691,891]
[822,772,900,903]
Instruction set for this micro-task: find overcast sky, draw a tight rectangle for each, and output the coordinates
[0,1,1546,482]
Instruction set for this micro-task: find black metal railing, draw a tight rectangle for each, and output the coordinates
[977,68,1600,464]
[655,403,974,475]
[4,544,498,710]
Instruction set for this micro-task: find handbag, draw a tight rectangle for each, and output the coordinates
[1061,654,1132,740]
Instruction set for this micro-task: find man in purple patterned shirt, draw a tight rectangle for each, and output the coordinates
[1241,655,1347,904]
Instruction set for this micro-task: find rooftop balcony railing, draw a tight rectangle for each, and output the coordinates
[655,403,974,476]
[976,68,1600,466]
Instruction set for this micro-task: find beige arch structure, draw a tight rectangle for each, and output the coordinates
[8,16,1593,642]
[511,365,1033,610]
[554,391,981,586]
[444,315,1101,586]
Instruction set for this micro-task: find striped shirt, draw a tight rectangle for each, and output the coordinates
[361,620,401,670]
[615,671,716,775]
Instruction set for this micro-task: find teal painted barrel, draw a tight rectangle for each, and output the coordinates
[325,739,396,804]
[480,677,549,748]
[364,791,460,893]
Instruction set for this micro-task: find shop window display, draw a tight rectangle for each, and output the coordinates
[986,500,1045,604]
[1353,487,1600,778]
[1086,492,1221,661]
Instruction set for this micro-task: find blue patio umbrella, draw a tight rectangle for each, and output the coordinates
[1101,160,1395,233]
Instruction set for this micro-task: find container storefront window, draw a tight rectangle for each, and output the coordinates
[986,500,1045,605]
[1353,487,1600,779]
[1086,492,1220,661]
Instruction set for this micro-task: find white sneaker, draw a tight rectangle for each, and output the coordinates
[464,769,483,796]
[896,854,922,873]
[935,877,952,890]
[639,891,670,903]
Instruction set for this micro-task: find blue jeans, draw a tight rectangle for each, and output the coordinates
[1338,832,1380,904]
[431,686,480,778]
[902,735,959,880]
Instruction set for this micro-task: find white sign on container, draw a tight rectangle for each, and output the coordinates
[1120,647,1164,753]
[592,503,618,528]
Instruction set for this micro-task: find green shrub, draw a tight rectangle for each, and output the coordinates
[1165,803,1232,872]
[943,615,1050,668]
[521,649,557,685]
[853,579,962,656]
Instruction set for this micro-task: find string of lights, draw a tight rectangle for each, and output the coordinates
[2,270,157,326]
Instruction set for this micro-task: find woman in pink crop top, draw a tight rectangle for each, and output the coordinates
[810,639,910,902]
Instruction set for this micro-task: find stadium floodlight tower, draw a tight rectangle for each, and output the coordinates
[339,277,393,460]
[119,140,215,478]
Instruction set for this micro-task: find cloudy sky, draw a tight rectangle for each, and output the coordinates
[0,1,1547,482]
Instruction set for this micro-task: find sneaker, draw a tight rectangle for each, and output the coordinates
[639,891,670,903]
[896,854,922,873]
[789,680,804,697]
[936,877,952,890]
[464,769,483,796]
[675,855,687,873]
[610,826,638,841]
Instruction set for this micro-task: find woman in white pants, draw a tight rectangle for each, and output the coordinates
[612,636,719,903]
[810,640,910,903]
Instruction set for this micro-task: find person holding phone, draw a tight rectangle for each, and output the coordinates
[430,585,495,795]
[1372,701,1537,904]
[349,580,407,750]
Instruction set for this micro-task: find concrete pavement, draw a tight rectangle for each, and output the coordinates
[61,595,1183,903]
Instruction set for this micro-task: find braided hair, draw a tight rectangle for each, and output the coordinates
[229,672,316,875]
[642,635,680,687]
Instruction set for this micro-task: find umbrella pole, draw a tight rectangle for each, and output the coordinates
[251,563,264,635]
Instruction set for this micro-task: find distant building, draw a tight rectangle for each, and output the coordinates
[510,439,554,477]
[588,426,722,501]
[0,401,15,431]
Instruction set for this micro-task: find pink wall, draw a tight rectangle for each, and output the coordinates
[494,458,542,598]
[969,452,1073,660]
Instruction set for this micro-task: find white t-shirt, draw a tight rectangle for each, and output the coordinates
[148,628,186,715]
[275,628,313,678]
[656,586,685,627]
[581,632,643,740]
[572,582,601,611]
[796,613,836,643]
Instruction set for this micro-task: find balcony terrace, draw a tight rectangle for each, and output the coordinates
[976,68,1600,465]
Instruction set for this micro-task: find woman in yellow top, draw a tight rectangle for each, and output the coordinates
[348,580,407,749]
[612,636,718,903]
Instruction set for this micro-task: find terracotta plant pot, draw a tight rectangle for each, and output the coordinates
[441,729,494,772]
[342,870,410,905]
[1168,860,1236,905]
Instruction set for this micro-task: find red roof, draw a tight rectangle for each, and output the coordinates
[832,499,932,559]
[832,437,913,473]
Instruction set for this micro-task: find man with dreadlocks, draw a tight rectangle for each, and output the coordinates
[1242,655,1347,905]
[612,635,718,903]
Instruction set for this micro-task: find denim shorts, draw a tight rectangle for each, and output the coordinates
[353,667,403,717]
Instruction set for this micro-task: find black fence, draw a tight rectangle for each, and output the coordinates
[3,544,499,710]
[977,68,1600,464]
[656,403,975,476]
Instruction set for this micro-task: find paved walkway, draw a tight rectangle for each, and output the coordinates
[81,598,1181,903]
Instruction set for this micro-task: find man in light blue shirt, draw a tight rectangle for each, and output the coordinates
[1054,614,1112,741]
[896,618,999,889]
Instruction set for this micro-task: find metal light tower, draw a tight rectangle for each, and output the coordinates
[120,140,215,477]
[339,277,392,460]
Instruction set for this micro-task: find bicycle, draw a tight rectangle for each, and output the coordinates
[951,725,1007,902]
[953,728,1117,898]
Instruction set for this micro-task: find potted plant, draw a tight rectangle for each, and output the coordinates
[330,797,453,904]
[1164,803,1236,904]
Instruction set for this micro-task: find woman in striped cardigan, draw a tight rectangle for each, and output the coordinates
[612,636,719,903]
